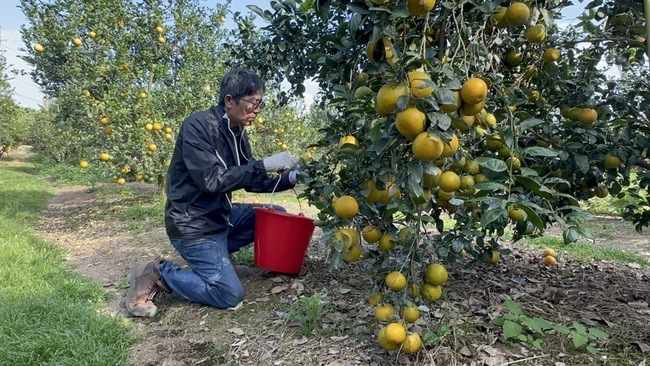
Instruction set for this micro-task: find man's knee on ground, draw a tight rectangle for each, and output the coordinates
[211,282,245,308]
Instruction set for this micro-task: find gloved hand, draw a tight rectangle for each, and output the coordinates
[263,152,298,173]
[288,170,309,184]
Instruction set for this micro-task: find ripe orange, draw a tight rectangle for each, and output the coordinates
[487,250,501,264]
[421,283,442,301]
[542,47,561,63]
[401,332,422,354]
[79,160,89,169]
[362,225,382,243]
[462,100,485,116]
[505,2,530,28]
[367,292,384,305]
[33,43,44,52]
[376,81,409,116]
[463,160,480,175]
[506,50,523,66]
[492,6,507,28]
[72,38,83,47]
[401,304,421,323]
[594,185,609,198]
[422,167,442,188]
[412,132,444,161]
[508,205,525,221]
[396,107,427,140]
[147,144,157,152]
[425,263,448,285]
[338,135,359,148]
[525,25,546,43]
[440,134,459,158]
[335,228,359,250]
[375,303,395,321]
[440,90,462,113]
[407,0,436,16]
[157,36,166,44]
[460,78,488,104]
[438,171,461,192]
[579,108,598,124]
[542,248,557,258]
[145,123,154,131]
[377,327,399,350]
[407,70,433,98]
[333,195,359,219]
[140,92,148,99]
[88,31,97,38]
[99,152,110,161]
[378,233,397,252]
[342,244,362,262]
[155,26,164,34]
[542,255,557,266]
[385,271,407,291]
[117,178,126,185]
[100,116,109,125]
[384,323,407,345]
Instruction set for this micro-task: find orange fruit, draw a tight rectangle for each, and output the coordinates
[335,228,359,250]
[487,250,501,264]
[378,327,399,350]
[362,225,382,243]
[542,255,557,266]
[333,195,359,219]
[384,322,407,345]
[508,205,525,221]
[385,271,407,291]
[79,160,89,169]
[117,178,126,185]
[342,244,362,263]
[99,152,110,161]
[147,144,157,152]
[407,0,436,16]
[505,2,530,28]
[421,283,442,301]
[543,248,557,258]
[579,108,598,124]
[438,171,461,192]
[407,70,433,97]
[426,263,448,285]
[440,90,462,113]
[440,134,459,158]
[525,25,546,43]
[460,78,488,104]
[72,38,82,47]
[367,292,384,305]
[396,107,427,140]
[375,304,395,321]
[339,135,359,148]
[378,233,398,252]
[33,43,44,52]
[542,47,561,62]
[412,132,444,161]
[376,81,409,116]
[603,154,622,169]
[401,332,423,354]
[401,304,421,323]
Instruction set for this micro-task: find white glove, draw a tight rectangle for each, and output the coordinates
[263,152,298,172]
[288,170,309,184]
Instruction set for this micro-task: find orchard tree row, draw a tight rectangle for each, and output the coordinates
[225,0,649,352]
[19,0,323,188]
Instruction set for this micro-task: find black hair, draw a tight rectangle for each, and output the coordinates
[218,68,265,106]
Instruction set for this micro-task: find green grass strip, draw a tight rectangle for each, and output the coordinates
[0,162,134,366]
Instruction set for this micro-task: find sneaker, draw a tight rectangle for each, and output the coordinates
[125,258,170,317]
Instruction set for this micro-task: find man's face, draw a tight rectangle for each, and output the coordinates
[224,93,264,128]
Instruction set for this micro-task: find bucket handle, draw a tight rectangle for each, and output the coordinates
[268,174,305,213]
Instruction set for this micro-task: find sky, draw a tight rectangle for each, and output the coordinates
[1,0,584,109]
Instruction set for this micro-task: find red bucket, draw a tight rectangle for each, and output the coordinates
[253,207,316,274]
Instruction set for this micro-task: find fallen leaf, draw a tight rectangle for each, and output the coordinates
[293,336,309,346]
[271,285,288,294]
[227,327,245,336]
[291,280,305,295]
[330,336,349,341]
[628,301,649,308]
[458,346,472,357]
[633,341,650,353]
[271,277,284,283]
[338,288,352,294]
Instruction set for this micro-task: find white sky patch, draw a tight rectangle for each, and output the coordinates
[2,28,45,109]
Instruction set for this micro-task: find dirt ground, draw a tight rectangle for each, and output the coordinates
[4,146,646,366]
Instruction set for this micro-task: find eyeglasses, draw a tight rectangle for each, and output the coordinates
[238,97,265,111]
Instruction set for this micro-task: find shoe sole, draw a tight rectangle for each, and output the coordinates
[125,264,158,317]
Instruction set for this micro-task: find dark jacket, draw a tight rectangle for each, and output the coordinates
[164,105,295,240]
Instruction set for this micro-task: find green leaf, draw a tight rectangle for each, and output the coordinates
[588,328,608,340]
[524,317,554,333]
[480,208,506,228]
[563,226,581,244]
[505,299,523,315]
[572,332,589,348]
[519,118,545,131]
[434,88,458,105]
[531,338,543,350]
[554,324,571,334]
[475,157,507,172]
[521,146,561,157]
[586,345,598,354]
[473,182,509,191]
[428,112,451,130]
[573,321,587,334]
[503,320,523,340]
[574,154,590,174]
[517,203,545,230]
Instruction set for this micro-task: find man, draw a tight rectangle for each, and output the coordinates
[125,68,300,317]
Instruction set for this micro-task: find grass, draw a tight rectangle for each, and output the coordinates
[0,160,134,366]
[522,235,650,266]
[32,155,105,186]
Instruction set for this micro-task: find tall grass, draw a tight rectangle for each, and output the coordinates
[0,161,134,365]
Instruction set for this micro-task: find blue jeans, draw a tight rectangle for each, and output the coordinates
[158,203,286,309]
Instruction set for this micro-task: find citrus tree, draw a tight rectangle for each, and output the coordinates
[20,0,230,187]
[226,0,650,352]
[0,51,23,158]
